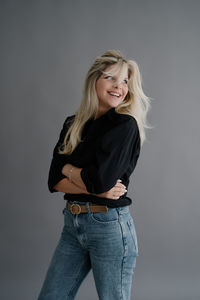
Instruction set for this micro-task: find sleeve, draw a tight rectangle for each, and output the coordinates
[47,117,72,193]
[80,118,140,194]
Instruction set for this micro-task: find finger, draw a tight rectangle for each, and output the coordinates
[109,190,120,200]
[113,187,127,194]
[114,182,126,189]
[112,189,127,199]
[117,179,126,187]
[113,184,127,192]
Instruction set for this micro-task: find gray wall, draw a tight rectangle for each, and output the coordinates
[1,1,200,299]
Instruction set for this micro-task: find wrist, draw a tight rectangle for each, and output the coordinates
[68,166,74,182]
[62,164,73,178]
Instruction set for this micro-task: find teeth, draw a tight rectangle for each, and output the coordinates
[109,92,120,97]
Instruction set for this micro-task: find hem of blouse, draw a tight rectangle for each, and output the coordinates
[63,194,132,208]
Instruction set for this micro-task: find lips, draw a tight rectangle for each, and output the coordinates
[108,91,122,98]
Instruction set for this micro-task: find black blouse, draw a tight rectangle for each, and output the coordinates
[48,107,141,208]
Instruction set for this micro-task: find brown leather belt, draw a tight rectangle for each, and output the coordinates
[66,202,108,215]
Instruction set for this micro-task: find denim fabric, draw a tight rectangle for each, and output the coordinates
[37,200,139,300]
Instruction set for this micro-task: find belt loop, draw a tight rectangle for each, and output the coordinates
[85,202,90,213]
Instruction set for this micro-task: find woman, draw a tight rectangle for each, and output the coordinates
[38,50,151,300]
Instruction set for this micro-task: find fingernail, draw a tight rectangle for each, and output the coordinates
[118,179,122,182]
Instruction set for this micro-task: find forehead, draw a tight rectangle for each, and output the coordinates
[102,63,128,78]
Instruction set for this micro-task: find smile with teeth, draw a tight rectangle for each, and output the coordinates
[108,91,121,98]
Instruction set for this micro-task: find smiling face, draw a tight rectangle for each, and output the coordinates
[95,63,129,117]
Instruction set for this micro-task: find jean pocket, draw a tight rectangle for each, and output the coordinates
[91,208,119,224]
[127,217,139,256]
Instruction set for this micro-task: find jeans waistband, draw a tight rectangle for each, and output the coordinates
[65,199,130,215]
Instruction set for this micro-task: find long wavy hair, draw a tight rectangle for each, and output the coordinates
[58,49,152,155]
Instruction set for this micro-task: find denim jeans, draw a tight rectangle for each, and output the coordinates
[37,200,139,300]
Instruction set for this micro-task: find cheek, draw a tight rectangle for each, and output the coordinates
[97,82,109,95]
[122,88,129,101]
[123,86,129,96]
[96,83,106,100]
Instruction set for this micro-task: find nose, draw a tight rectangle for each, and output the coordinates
[113,80,122,89]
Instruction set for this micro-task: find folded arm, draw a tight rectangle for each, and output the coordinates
[57,118,140,195]
[53,174,90,194]
[55,164,98,196]
[48,116,139,196]
[61,164,86,190]
[54,164,127,200]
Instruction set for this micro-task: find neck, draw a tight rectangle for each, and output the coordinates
[94,106,114,120]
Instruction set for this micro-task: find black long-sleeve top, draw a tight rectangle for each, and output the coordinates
[48,107,141,208]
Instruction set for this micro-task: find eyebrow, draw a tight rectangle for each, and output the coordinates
[104,73,128,80]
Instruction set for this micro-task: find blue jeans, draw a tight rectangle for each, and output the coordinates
[38,200,139,300]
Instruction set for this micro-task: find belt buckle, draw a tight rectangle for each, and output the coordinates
[70,203,81,215]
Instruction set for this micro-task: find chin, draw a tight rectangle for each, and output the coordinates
[111,100,123,107]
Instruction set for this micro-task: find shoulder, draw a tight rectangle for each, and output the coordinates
[57,114,75,137]
[108,107,137,124]
[61,114,75,131]
[64,114,75,125]
[99,113,139,147]
[107,108,139,133]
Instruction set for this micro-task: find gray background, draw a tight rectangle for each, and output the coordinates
[1,1,200,299]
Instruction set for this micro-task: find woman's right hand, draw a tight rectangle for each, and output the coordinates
[94,179,127,200]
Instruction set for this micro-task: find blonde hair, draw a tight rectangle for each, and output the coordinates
[59,49,152,155]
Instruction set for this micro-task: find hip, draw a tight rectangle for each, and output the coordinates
[61,199,139,257]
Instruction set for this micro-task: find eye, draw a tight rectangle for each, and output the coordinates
[123,79,128,84]
[104,75,113,80]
